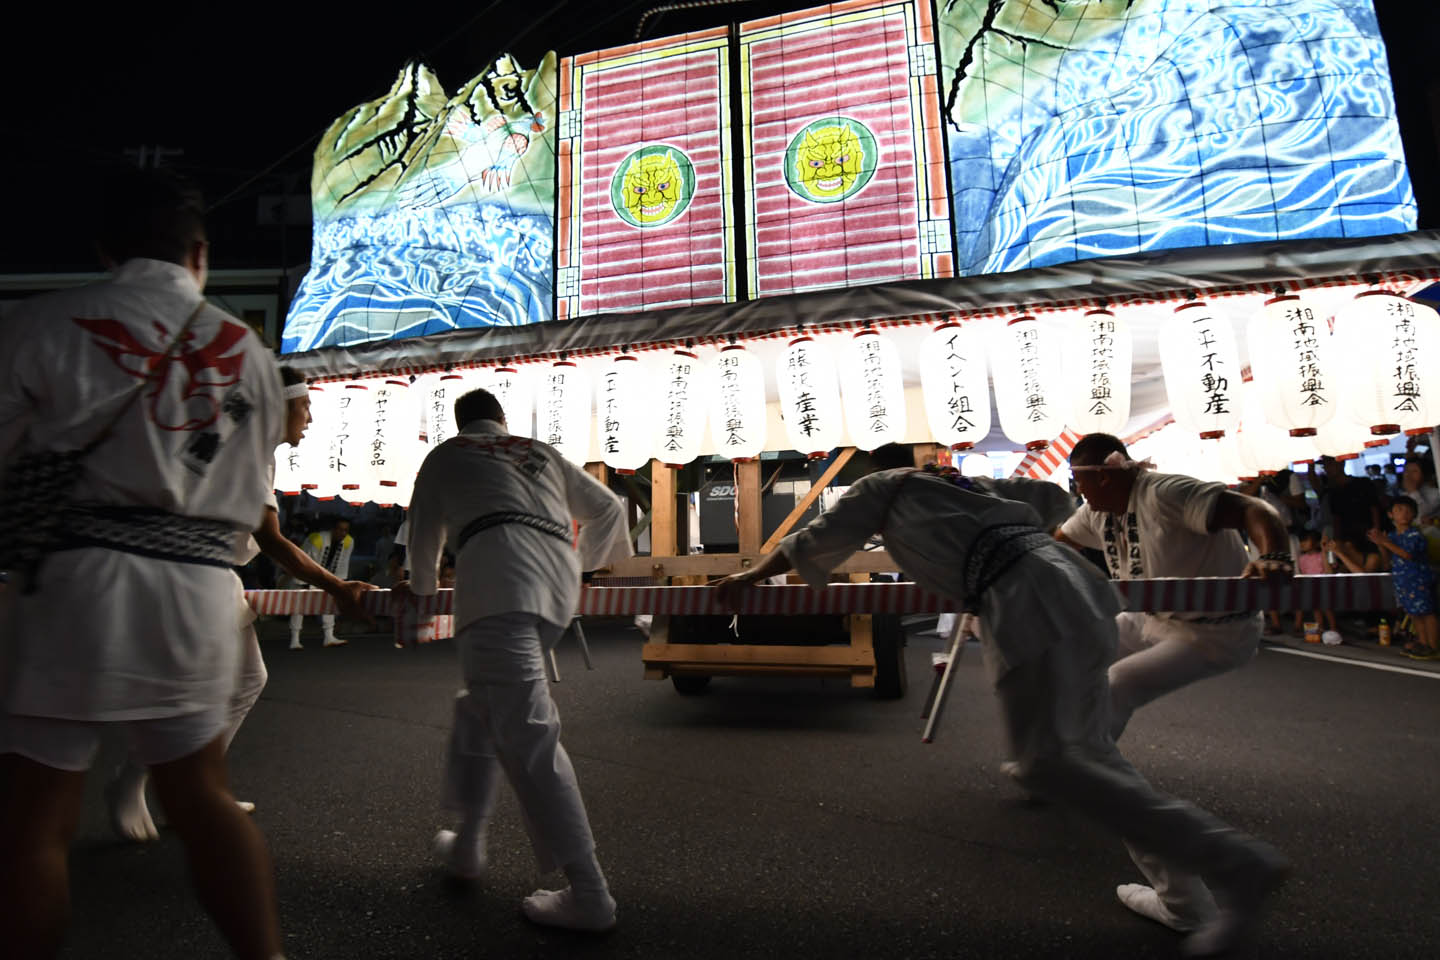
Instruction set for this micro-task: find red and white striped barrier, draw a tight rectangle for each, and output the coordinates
[245,573,1393,619]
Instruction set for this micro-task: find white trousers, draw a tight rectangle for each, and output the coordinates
[1110,611,1262,925]
[1109,612,1261,740]
[997,627,1274,910]
[289,612,335,632]
[443,612,595,873]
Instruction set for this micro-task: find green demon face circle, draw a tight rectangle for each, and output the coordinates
[610,145,696,227]
[784,116,879,204]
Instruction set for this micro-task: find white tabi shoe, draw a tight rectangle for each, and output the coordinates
[236,800,256,814]
[288,636,303,650]
[521,886,617,932]
[1116,883,1206,933]
[322,635,348,647]
[432,829,487,880]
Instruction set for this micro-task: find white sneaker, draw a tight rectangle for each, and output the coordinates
[1116,883,1205,933]
[521,886,617,932]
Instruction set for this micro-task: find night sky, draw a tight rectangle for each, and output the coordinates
[2,0,1434,273]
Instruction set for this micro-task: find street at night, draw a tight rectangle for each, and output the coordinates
[59,619,1440,959]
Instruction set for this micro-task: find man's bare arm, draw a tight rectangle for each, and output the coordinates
[711,548,794,607]
[1054,528,1083,549]
[1209,490,1294,579]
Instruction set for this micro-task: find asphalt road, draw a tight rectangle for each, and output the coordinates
[55,618,1440,959]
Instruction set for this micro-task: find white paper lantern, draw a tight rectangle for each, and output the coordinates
[334,382,375,504]
[1247,294,1337,438]
[777,335,845,458]
[272,443,301,496]
[1064,308,1132,436]
[838,328,906,452]
[297,384,339,499]
[1406,297,1440,438]
[537,360,592,465]
[710,344,767,461]
[919,320,991,450]
[1314,413,1365,461]
[656,349,708,468]
[368,378,423,507]
[597,353,654,474]
[1332,290,1434,436]
[1237,380,1290,476]
[1159,300,1243,440]
[1217,433,1256,481]
[993,315,1067,451]
[422,372,469,449]
[480,365,534,438]
[1194,437,1237,486]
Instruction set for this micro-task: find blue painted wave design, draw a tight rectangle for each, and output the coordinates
[282,202,553,354]
[942,0,1416,276]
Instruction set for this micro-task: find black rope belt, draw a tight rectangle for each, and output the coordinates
[457,511,573,554]
[53,503,238,570]
[962,523,1053,612]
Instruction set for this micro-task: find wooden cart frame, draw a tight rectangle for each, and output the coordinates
[595,444,946,690]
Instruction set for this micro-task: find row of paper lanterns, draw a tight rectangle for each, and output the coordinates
[274,289,1439,505]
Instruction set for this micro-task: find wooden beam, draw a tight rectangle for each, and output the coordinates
[641,642,874,668]
[584,462,607,486]
[650,460,676,558]
[846,572,875,688]
[759,447,855,553]
[734,459,762,555]
[599,549,900,578]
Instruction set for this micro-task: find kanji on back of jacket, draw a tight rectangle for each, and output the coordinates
[274,0,1440,690]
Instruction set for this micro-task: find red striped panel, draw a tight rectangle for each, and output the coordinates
[743,4,924,296]
[244,575,1392,617]
[574,42,730,314]
[1012,429,1082,479]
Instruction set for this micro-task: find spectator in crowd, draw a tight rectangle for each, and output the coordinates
[1292,530,1339,643]
[1369,496,1439,659]
[1312,457,1382,573]
[1393,460,1440,525]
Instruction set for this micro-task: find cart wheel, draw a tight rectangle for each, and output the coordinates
[672,674,712,695]
[871,613,907,700]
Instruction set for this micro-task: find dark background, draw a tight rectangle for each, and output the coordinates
[2,0,1435,273]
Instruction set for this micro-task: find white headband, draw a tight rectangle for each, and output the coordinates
[283,383,309,400]
[1070,450,1156,472]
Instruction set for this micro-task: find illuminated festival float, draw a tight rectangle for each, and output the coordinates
[273,0,1439,695]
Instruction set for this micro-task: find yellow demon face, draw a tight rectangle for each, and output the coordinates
[795,124,863,198]
[621,152,684,224]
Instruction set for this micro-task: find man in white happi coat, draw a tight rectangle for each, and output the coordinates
[399,388,631,932]
[288,517,354,648]
[106,366,375,843]
[0,171,287,959]
[1055,432,1293,939]
[714,448,1288,958]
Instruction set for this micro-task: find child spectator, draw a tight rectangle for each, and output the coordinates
[1368,496,1439,659]
[1293,530,1340,643]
